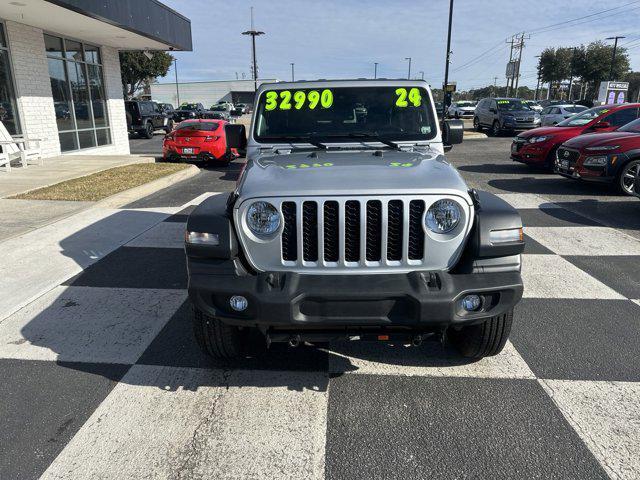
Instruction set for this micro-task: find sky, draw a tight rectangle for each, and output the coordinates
[161,0,640,91]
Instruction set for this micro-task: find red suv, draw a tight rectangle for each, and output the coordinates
[556,118,640,195]
[510,103,640,169]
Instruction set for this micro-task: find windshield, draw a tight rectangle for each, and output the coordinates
[179,104,198,110]
[457,101,476,107]
[497,99,531,111]
[618,118,640,133]
[565,105,587,113]
[176,121,219,131]
[556,106,610,127]
[254,86,436,142]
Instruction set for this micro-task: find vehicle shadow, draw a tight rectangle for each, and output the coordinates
[458,163,549,175]
[488,176,619,196]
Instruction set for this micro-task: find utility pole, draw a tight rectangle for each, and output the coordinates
[534,55,541,101]
[606,36,625,80]
[442,0,454,119]
[374,62,378,79]
[290,62,295,81]
[493,76,498,97]
[505,36,515,97]
[173,58,180,105]
[513,32,528,97]
[242,7,265,92]
[405,57,412,79]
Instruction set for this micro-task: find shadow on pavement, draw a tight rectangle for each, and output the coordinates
[488,176,619,196]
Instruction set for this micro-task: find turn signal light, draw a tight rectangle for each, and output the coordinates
[489,227,523,244]
[204,136,220,142]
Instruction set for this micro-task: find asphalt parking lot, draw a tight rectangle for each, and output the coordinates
[2,135,639,479]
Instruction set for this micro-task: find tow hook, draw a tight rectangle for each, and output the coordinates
[412,335,423,347]
[288,335,301,348]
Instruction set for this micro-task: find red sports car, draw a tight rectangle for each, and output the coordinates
[555,118,640,195]
[163,119,235,165]
[510,103,640,169]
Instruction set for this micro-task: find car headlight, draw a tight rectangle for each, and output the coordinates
[528,135,552,143]
[583,155,608,166]
[426,199,461,234]
[585,145,619,151]
[246,201,280,236]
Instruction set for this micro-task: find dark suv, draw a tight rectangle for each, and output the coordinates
[474,98,541,135]
[125,101,172,138]
[174,103,208,122]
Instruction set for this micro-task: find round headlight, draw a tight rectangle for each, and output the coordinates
[246,201,280,236]
[426,199,461,233]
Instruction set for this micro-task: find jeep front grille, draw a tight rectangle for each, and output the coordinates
[237,195,472,273]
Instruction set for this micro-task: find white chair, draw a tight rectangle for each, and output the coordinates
[0,121,43,172]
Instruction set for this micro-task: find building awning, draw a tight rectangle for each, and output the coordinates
[0,0,192,51]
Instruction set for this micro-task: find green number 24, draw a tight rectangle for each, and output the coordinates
[395,88,422,107]
[264,89,333,111]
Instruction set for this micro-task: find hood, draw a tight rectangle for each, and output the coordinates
[517,125,580,139]
[237,149,470,203]
[564,131,640,149]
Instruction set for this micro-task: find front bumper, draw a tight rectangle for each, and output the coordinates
[188,261,523,334]
[510,142,550,165]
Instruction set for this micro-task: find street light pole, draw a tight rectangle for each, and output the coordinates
[405,57,412,79]
[173,58,180,105]
[606,36,625,80]
[242,7,265,92]
[442,0,454,119]
[374,62,378,79]
[290,63,295,81]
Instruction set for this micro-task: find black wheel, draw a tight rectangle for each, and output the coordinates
[473,117,482,132]
[143,121,154,139]
[617,159,640,195]
[490,121,501,136]
[448,309,513,359]
[192,306,248,359]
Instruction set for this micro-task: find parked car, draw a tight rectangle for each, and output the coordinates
[157,102,175,118]
[538,99,565,108]
[173,103,208,122]
[555,117,640,195]
[474,98,541,135]
[125,100,172,138]
[523,100,543,112]
[511,103,640,169]
[235,103,250,114]
[447,100,476,119]
[540,104,588,126]
[162,119,236,165]
[434,101,444,119]
[184,79,525,361]
[208,104,232,121]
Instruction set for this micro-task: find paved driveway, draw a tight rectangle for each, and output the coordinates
[2,137,639,479]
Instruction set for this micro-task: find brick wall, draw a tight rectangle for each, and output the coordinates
[5,21,130,157]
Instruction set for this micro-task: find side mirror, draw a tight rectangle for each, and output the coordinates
[443,119,464,150]
[225,124,247,150]
[593,121,611,129]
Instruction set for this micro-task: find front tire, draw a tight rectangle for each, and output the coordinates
[490,121,501,136]
[192,306,247,359]
[143,121,154,139]
[448,309,513,359]
[473,117,482,132]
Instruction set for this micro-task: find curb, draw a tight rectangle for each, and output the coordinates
[97,164,200,208]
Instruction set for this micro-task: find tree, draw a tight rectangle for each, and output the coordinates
[624,71,640,102]
[120,51,173,99]
[573,41,630,98]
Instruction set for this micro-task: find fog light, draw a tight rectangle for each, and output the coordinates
[462,294,482,312]
[229,295,248,312]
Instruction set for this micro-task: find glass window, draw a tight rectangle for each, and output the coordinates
[606,108,639,127]
[64,39,83,61]
[0,24,20,135]
[45,33,110,151]
[48,58,74,131]
[44,34,63,58]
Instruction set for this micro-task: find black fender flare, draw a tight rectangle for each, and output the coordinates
[185,193,238,259]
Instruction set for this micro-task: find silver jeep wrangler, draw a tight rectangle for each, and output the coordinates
[185,80,524,359]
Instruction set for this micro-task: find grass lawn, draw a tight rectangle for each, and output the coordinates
[11,163,190,202]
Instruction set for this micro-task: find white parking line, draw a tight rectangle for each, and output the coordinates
[525,226,640,256]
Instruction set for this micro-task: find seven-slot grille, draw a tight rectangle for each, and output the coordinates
[280,198,428,266]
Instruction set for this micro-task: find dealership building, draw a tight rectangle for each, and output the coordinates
[0,0,191,158]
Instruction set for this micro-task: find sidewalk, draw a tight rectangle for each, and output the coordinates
[0,155,154,198]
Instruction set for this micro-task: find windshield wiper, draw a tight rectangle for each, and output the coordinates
[265,136,327,149]
[345,133,401,150]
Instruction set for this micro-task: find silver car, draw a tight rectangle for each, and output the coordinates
[540,104,588,126]
[184,79,524,361]
[447,100,476,119]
